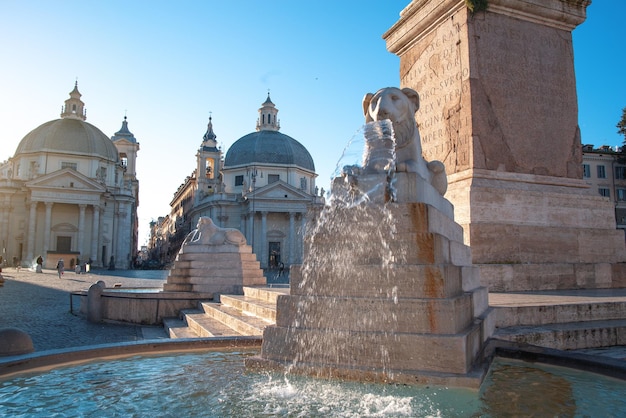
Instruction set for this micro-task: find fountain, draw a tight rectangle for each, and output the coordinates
[247,87,494,388]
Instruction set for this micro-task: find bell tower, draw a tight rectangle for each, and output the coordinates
[111,116,139,177]
[196,115,222,196]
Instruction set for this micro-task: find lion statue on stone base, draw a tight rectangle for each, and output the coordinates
[183,217,247,246]
[362,87,447,195]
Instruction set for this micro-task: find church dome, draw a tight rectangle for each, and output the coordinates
[13,83,119,162]
[14,118,119,162]
[223,93,315,172]
[224,130,315,171]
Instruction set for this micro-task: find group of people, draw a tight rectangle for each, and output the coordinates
[50,257,91,278]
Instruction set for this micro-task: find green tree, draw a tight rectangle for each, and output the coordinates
[618,107,626,145]
[617,107,626,163]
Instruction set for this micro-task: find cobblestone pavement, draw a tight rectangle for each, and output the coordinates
[0,268,168,352]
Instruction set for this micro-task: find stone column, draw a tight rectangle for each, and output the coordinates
[0,196,9,259]
[288,212,296,265]
[240,215,247,241]
[247,212,254,249]
[91,205,100,266]
[116,202,129,269]
[77,204,86,256]
[111,201,118,266]
[261,211,268,268]
[43,202,53,260]
[25,201,38,263]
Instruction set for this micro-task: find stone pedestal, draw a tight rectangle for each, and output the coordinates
[383,0,626,290]
[164,244,265,295]
[248,173,494,388]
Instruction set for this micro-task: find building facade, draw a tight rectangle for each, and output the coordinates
[582,145,626,231]
[150,94,325,269]
[0,83,140,269]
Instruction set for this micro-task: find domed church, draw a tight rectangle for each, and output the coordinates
[159,94,324,269]
[0,83,139,269]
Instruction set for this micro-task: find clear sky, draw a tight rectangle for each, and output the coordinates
[1,1,624,248]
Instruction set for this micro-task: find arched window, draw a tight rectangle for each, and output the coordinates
[205,158,214,179]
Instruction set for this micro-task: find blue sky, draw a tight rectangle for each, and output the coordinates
[1,1,624,247]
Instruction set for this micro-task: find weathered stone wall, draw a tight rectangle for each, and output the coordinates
[388,1,584,178]
[383,0,626,291]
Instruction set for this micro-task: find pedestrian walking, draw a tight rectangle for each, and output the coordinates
[56,258,64,278]
[36,255,43,273]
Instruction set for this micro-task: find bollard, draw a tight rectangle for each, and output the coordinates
[87,281,106,323]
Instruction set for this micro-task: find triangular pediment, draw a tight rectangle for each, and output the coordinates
[26,168,106,192]
[248,180,311,201]
[112,138,138,147]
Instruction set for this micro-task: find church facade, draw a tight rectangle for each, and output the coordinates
[150,94,325,269]
[0,83,140,269]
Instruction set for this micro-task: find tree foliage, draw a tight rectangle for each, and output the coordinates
[466,0,488,13]
[618,107,626,145]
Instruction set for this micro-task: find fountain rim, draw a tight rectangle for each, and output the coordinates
[0,336,261,380]
[486,339,626,382]
[1,337,625,387]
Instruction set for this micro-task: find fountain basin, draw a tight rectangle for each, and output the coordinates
[1,339,625,416]
[74,289,213,325]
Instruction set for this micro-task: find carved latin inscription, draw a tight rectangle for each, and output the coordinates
[400,17,471,173]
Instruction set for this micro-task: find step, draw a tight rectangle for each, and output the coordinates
[220,294,280,322]
[243,286,290,304]
[162,283,193,292]
[490,289,626,327]
[494,318,626,350]
[200,302,272,336]
[163,317,199,339]
[183,310,244,338]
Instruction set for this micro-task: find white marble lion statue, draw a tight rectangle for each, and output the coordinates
[183,217,246,246]
[362,87,447,195]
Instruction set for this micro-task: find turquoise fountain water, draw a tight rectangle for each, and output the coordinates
[1,349,625,416]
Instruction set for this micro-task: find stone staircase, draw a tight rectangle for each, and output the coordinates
[490,289,626,350]
[163,286,289,338]
[163,285,626,353]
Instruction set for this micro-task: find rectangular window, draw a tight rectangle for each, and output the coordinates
[235,175,244,186]
[597,165,606,179]
[599,188,610,197]
[583,164,590,178]
[616,166,626,180]
[618,189,626,201]
[61,162,77,171]
[57,236,72,252]
[268,174,280,184]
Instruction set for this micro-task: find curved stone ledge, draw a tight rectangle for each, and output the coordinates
[0,336,261,379]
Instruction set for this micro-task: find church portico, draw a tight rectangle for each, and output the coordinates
[22,199,105,268]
